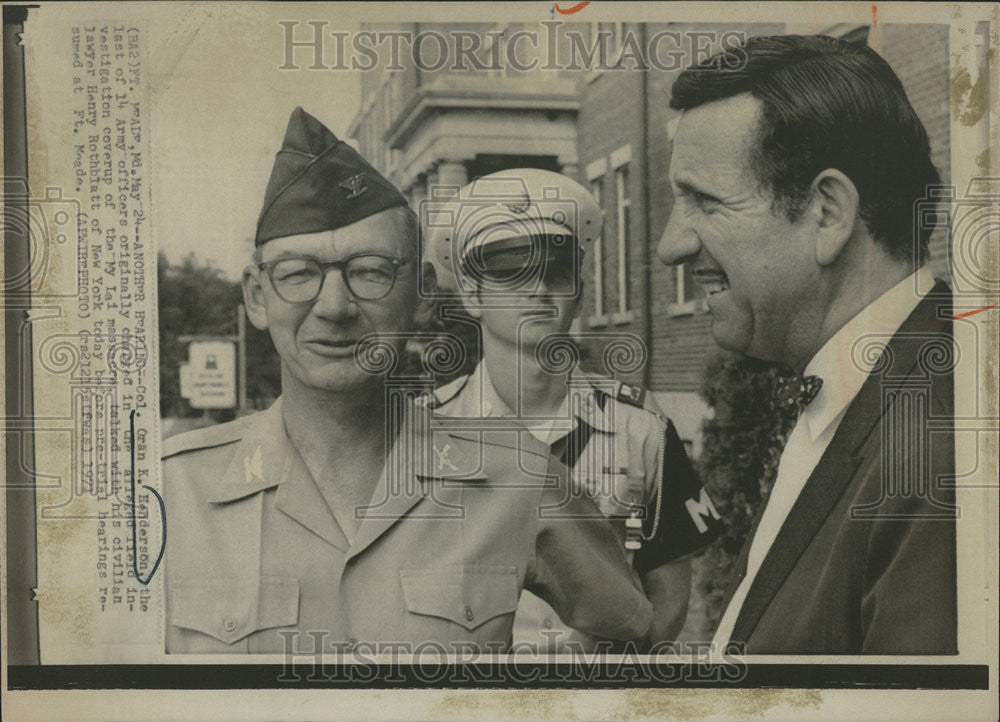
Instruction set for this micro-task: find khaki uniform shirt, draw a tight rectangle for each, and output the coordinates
[433,363,721,653]
[162,396,651,654]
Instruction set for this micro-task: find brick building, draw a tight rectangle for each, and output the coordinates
[349,22,951,451]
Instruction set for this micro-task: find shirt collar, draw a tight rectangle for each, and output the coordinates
[802,266,936,441]
[209,398,290,503]
[461,361,614,443]
[210,396,491,506]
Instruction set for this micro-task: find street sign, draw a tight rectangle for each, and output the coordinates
[183,340,236,409]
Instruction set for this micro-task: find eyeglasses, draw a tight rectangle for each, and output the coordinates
[256,254,412,303]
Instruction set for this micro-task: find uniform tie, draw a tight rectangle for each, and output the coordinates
[771,374,823,414]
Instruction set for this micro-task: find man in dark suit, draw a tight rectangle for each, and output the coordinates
[657,35,957,654]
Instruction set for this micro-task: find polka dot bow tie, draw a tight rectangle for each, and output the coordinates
[772,374,824,414]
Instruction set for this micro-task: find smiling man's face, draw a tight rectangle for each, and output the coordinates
[245,208,419,394]
[657,93,819,363]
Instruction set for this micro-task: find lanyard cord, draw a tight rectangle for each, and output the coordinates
[640,416,667,541]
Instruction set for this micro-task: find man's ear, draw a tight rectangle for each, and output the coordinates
[242,265,270,331]
[571,277,584,319]
[413,262,441,328]
[461,287,483,320]
[809,169,860,266]
[448,266,482,320]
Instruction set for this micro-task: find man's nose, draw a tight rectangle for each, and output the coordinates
[311,269,359,320]
[656,210,701,266]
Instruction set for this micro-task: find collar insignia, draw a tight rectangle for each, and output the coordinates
[244,445,264,485]
[433,443,459,472]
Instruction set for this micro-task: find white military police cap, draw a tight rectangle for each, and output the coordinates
[421,168,603,293]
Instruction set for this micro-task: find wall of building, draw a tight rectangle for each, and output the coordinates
[879,24,952,279]
[574,24,648,387]
[880,24,951,185]
[346,22,954,442]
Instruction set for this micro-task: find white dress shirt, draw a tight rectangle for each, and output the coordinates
[712,266,936,649]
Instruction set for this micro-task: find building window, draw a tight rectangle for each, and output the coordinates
[585,157,608,323]
[609,144,632,322]
[614,165,630,315]
[667,261,708,317]
[586,148,632,326]
[676,264,706,304]
[591,177,605,317]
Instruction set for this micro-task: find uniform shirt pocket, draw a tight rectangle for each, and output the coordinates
[400,565,518,631]
[170,577,299,645]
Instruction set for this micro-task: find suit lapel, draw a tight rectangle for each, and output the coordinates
[720,491,769,610]
[730,449,862,641]
[731,284,952,643]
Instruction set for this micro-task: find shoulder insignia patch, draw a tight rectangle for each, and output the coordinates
[616,382,646,408]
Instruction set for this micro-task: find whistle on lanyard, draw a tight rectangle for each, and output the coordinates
[625,514,644,551]
[604,464,645,551]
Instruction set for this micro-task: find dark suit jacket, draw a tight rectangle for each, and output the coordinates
[726,282,957,655]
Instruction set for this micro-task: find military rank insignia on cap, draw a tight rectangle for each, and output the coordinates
[255,107,408,246]
[421,167,603,294]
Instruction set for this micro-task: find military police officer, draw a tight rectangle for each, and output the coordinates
[423,168,723,652]
[162,110,652,654]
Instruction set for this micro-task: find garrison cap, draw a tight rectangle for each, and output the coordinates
[421,168,603,293]
[255,107,408,246]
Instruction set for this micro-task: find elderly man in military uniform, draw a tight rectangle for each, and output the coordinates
[162,109,651,654]
[422,169,723,653]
